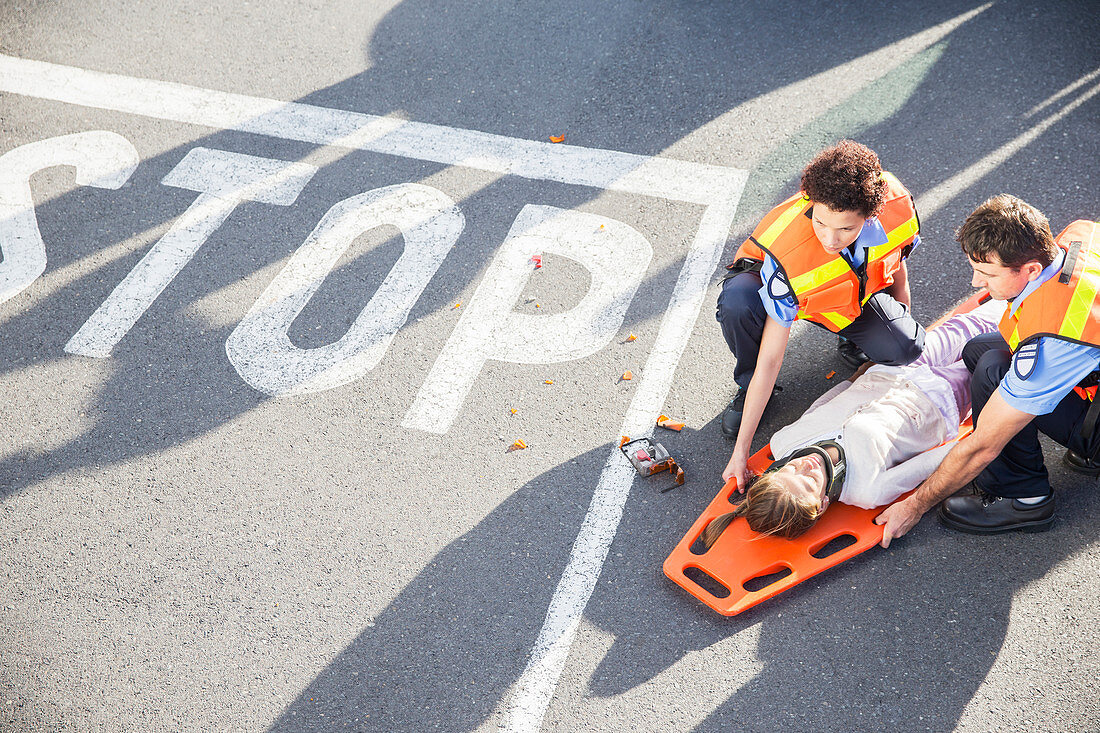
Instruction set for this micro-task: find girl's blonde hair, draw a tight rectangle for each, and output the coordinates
[700,470,825,548]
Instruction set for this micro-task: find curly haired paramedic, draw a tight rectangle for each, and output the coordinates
[716,140,925,490]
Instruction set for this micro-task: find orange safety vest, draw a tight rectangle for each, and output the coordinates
[998,220,1100,399]
[999,220,1100,351]
[733,171,919,332]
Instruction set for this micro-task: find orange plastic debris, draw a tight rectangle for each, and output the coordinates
[510,408,518,415]
[508,439,527,452]
[825,370,836,379]
[621,370,633,381]
[626,334,637,342]
[657,414,685,431]
[453,302,462,309]
[620,435,630,447]
[549,134,565,143]
[544,379,554,384]
[663,290,990,616]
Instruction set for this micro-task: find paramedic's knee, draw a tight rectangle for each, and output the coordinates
[717,272,762,323]
[970,348,1011,410]
[962,332,1011,373]
[716,272,766,352]
[854,293,925,366]
[877,327,925,366]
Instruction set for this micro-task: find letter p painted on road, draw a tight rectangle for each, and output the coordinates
[402,204,653,435]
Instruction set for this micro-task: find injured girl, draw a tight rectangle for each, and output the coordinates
[704,299,1003,545]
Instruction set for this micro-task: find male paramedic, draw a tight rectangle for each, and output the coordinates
[877,195,1100,546]
[717,140,925,488]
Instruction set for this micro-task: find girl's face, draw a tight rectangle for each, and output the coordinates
[773,453,830,510]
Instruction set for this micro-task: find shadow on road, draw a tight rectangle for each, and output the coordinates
[1,0,1097,729]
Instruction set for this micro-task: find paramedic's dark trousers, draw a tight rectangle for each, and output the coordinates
[963,332,1098,498]
[715,271,926,390]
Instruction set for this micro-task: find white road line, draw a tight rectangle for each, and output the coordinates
[0,54,748,731]
[0,54,742,205]
[501,198,741,732]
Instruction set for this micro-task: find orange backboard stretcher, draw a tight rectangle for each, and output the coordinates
[663,292,987,615]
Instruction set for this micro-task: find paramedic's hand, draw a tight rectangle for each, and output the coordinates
[721,450,751,492]
[875,496,925,548]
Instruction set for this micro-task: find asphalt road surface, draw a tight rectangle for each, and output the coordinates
[1,1,1098,731]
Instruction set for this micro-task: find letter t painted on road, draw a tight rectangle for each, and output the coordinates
[64,147,316,357]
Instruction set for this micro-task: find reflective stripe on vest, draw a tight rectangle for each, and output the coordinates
[755,196,811,249]
[877,212,919,254]
[1058,223,1100,342]
[801,310,854,330]
[789,258,849,294]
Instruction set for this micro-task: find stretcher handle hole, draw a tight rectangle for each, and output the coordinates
[810,533,858,559]
[724,485,746,505]
[688,530,710,556]
[683,566,731,599]
[743,565,793,593]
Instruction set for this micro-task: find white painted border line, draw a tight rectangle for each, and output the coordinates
[0,54,748,731]
[0,54,742,206]
[502,198,742,732]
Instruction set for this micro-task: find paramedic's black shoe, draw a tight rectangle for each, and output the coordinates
[837,337,870,369]
[720,385,781,439]
[938,484,1055,534]
[1063,449,1100,477]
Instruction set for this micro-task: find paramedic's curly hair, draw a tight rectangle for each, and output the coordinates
[800,140,887,219]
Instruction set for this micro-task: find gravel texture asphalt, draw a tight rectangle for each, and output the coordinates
[1,1,1098,731]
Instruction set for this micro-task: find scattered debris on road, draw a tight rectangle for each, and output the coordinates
[619,436,685,491]
[657,414,684,431]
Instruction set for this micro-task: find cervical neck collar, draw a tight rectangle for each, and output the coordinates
[765,439,846,503]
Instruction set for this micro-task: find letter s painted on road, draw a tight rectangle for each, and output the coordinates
[0,131,139,304]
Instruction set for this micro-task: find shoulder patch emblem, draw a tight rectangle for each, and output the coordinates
[767,268,793,301]
[1014,341,1040,380]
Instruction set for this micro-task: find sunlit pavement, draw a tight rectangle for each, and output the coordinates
[1,2,1098,731]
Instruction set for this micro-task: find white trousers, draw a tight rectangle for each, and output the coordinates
[769,301,1003,509]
